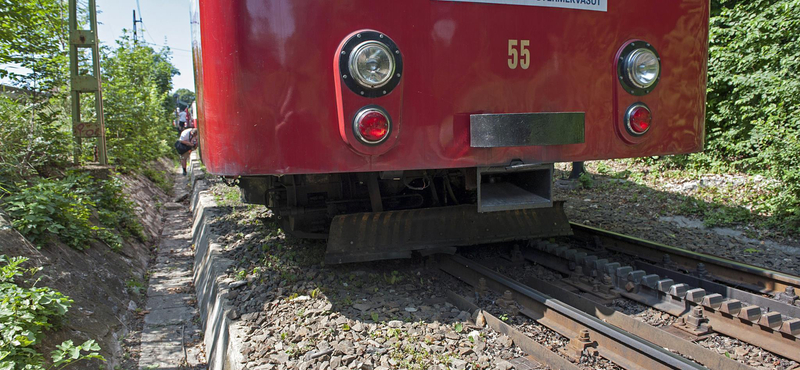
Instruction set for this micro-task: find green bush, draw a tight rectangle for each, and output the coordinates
[703,0,800,230]
[653,0,800,232]
[92,175,145,242]
[4,176,96,250]
[0,96,71,185]
[3,172,142,251]
[0,255,104,369]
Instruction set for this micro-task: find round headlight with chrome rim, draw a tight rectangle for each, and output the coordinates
[625,49,660,89]
[339,31,403,98]
[617,41,661,95]
[349,41,395,89]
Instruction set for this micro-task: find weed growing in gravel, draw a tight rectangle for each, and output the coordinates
[384,270,403,285]
[125,279,145,295]
[235,269,247,281]
[578,172,594,189]
[212,185,242,207]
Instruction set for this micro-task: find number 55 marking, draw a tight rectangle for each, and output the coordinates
[508,39,530,70]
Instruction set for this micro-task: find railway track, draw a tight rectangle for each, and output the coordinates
[570,223,800,295]
[546,224,800,361]
[437,224,800,369]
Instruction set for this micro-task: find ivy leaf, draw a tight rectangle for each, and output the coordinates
[81,339,100,351]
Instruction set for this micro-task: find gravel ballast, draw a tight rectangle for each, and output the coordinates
[190,164,800,370]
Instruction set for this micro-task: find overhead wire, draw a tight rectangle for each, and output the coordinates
[134,0,160,46]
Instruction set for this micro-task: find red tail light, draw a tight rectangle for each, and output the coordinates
[626,103,651,135]
[353,107,391,144]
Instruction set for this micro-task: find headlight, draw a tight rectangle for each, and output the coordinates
[625,49,660,89]
[339,31,403,98]
[349,41,395,89]
[617,41,661,95]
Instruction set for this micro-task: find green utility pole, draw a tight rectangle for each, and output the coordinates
[69,0,107,165]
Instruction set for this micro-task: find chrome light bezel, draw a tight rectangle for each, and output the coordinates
[339,31,403,98]
[617,41,661,96]
[353,105,392,145]
[624,102,652,136]
[349,41,395,89]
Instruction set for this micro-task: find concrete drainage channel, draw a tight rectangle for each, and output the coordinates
[189,155,246,370]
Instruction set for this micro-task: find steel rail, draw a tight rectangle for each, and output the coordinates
[571,223,800,294]
[526,241,800,362]
[445,291,582,370]
[440,255,708,370]
[516,273,754,370]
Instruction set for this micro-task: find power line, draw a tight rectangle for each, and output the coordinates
[135,0,159,45]
[139,40,191,53]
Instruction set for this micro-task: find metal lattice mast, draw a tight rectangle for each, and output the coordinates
[69,0,107,165]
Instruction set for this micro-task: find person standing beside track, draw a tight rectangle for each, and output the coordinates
[175,128,198,176]
[177,107,188,132]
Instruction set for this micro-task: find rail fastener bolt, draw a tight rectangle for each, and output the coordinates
[566,329,598,360]
[675,306,712,336]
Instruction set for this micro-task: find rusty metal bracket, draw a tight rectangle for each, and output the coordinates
[564,329,598,360]
[496,290,520,316]
[774,287,798,306]
[673,306,712,337]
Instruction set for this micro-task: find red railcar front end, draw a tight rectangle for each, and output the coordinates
[191,0,709,262]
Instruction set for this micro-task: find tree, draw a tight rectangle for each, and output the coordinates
[173,88,195,110]
[101,33,177,167]
[0,0,73,183]
[0,0,69,92]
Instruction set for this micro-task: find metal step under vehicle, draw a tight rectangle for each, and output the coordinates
[325,201,572,264]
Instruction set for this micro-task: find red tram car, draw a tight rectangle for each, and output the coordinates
[190,0,709,263]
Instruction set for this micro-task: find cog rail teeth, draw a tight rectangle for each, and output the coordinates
[524,236,800,362]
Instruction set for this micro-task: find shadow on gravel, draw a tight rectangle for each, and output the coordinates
[202,198,528,369]
[552,169,800,276]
